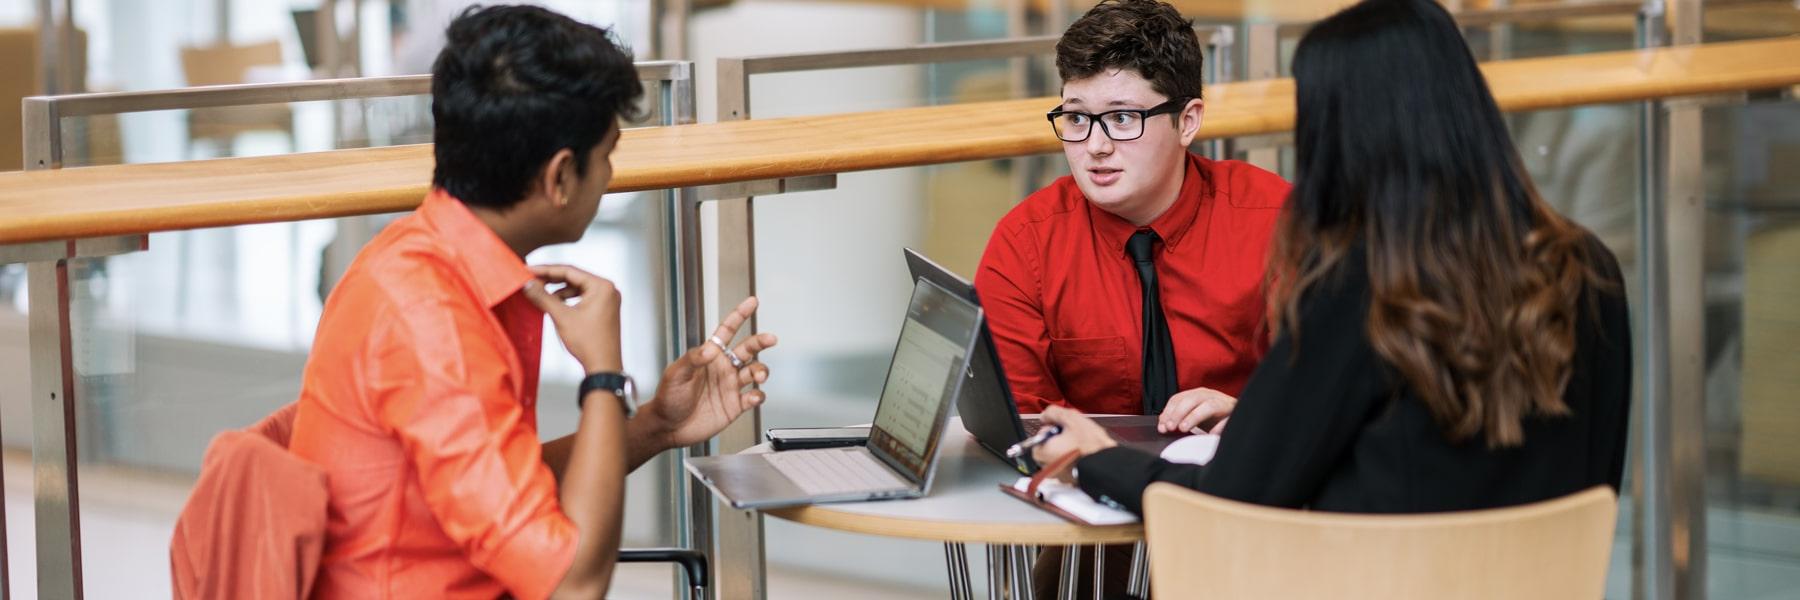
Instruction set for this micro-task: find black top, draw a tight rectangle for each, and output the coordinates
[1076,237,1632,515]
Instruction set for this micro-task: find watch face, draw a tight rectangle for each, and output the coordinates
[620,376,637,405]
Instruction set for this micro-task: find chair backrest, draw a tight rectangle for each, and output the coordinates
[0,26,90,171]
[0,28,36,171]
[177,40,293,144]
[1142,483,1618,600]
[180,39,284,87]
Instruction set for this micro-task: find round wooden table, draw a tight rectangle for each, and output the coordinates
[757,418,1148,600]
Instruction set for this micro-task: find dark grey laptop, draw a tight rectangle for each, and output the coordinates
[684,278,982,509]
[902,248,1176,474]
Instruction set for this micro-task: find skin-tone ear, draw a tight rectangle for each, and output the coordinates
[539,148,577,209]
[1177,98,1205,147]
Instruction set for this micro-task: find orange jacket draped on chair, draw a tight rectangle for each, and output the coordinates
[170,403,328,600]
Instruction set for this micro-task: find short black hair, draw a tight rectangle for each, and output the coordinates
[1056,0,1204,102]
[430,5,644,209]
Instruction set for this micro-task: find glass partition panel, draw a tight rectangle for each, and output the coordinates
[50,80,668,169]
[50,97,435,167]
[1255,5,1665,79]
[1509,102,1644,598]
[750,159,1004,597]
[1464,16,1640,62]
[1,184,673,595]
[744,55,1060,120]
[6,68,689,596]
[1697,98,1800,599]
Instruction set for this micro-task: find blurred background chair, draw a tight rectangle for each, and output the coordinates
[178,39,294,157]
[1,25,117,171]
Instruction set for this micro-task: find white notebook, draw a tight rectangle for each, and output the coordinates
[1006,434,1221,525]
[1009,477,1138,525]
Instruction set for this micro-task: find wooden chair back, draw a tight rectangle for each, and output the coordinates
[1142,483,1618,599]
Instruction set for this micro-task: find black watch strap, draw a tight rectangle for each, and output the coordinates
[578,372,636,417]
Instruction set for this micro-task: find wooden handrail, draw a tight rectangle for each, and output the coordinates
[813,0,1795,42]
[3,36,1799,245]
[799,0,1360,21]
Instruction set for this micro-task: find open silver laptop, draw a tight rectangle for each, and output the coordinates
[684,277,983,509]
[902,248,1177,474]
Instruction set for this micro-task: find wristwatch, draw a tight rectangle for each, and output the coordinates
[578,372,637,418]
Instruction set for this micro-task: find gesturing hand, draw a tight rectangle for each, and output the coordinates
[647,296,779,448]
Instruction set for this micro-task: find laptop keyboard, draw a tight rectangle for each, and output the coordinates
[764,448,909,497]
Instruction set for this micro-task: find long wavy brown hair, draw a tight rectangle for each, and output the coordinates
[1270,0,1608,448]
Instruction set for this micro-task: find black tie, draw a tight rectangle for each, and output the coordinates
[1127,230,1178,415]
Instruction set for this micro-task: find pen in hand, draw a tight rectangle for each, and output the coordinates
[1005,425,1064,459]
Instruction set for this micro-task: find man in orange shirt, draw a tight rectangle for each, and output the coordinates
[288,6,777,598]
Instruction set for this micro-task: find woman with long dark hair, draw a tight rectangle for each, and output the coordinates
[1032,0,1632,515]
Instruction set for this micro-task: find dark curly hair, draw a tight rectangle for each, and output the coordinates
[1054,0,1204,101]
[430,5,644,209]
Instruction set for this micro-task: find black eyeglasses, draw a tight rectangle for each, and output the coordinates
[1046,97,1191,143]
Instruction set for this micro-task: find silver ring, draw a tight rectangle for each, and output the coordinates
[709,336,745,369]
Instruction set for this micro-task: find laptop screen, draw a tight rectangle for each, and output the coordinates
[902,248,1034,470]
[867,278,981,484]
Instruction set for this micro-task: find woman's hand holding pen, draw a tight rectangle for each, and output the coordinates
[1030,405,1120,480]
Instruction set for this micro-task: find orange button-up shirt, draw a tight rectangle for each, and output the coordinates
[290,189,576,600]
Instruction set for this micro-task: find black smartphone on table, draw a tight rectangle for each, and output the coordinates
[766,426,870,451]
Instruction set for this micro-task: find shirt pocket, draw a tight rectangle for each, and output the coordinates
[1048,335,1133,409]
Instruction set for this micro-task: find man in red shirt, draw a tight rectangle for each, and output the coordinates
[978,1,1290,594]
[976,0,1290,435]
[288,6,776,599]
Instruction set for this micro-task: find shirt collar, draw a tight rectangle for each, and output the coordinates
[417,188,536,309]
[1090,151,1210,254]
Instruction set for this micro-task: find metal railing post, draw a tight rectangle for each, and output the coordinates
[1487,0,1515,61]
[708,55,767,600]
[660,61,724,600]
[1242,22,1281,170]
[1633,4,1676,600]
[1661,1,1708,598]
[1204,26,1236,160]
[1048,0,1073,34]
[22,97,62,171]
[23,88,76,600]
[657,0,692,61]
[24,257,81,600]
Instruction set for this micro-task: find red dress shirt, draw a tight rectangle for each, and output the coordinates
[975,152,1290,414]
[289,189,576,600]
